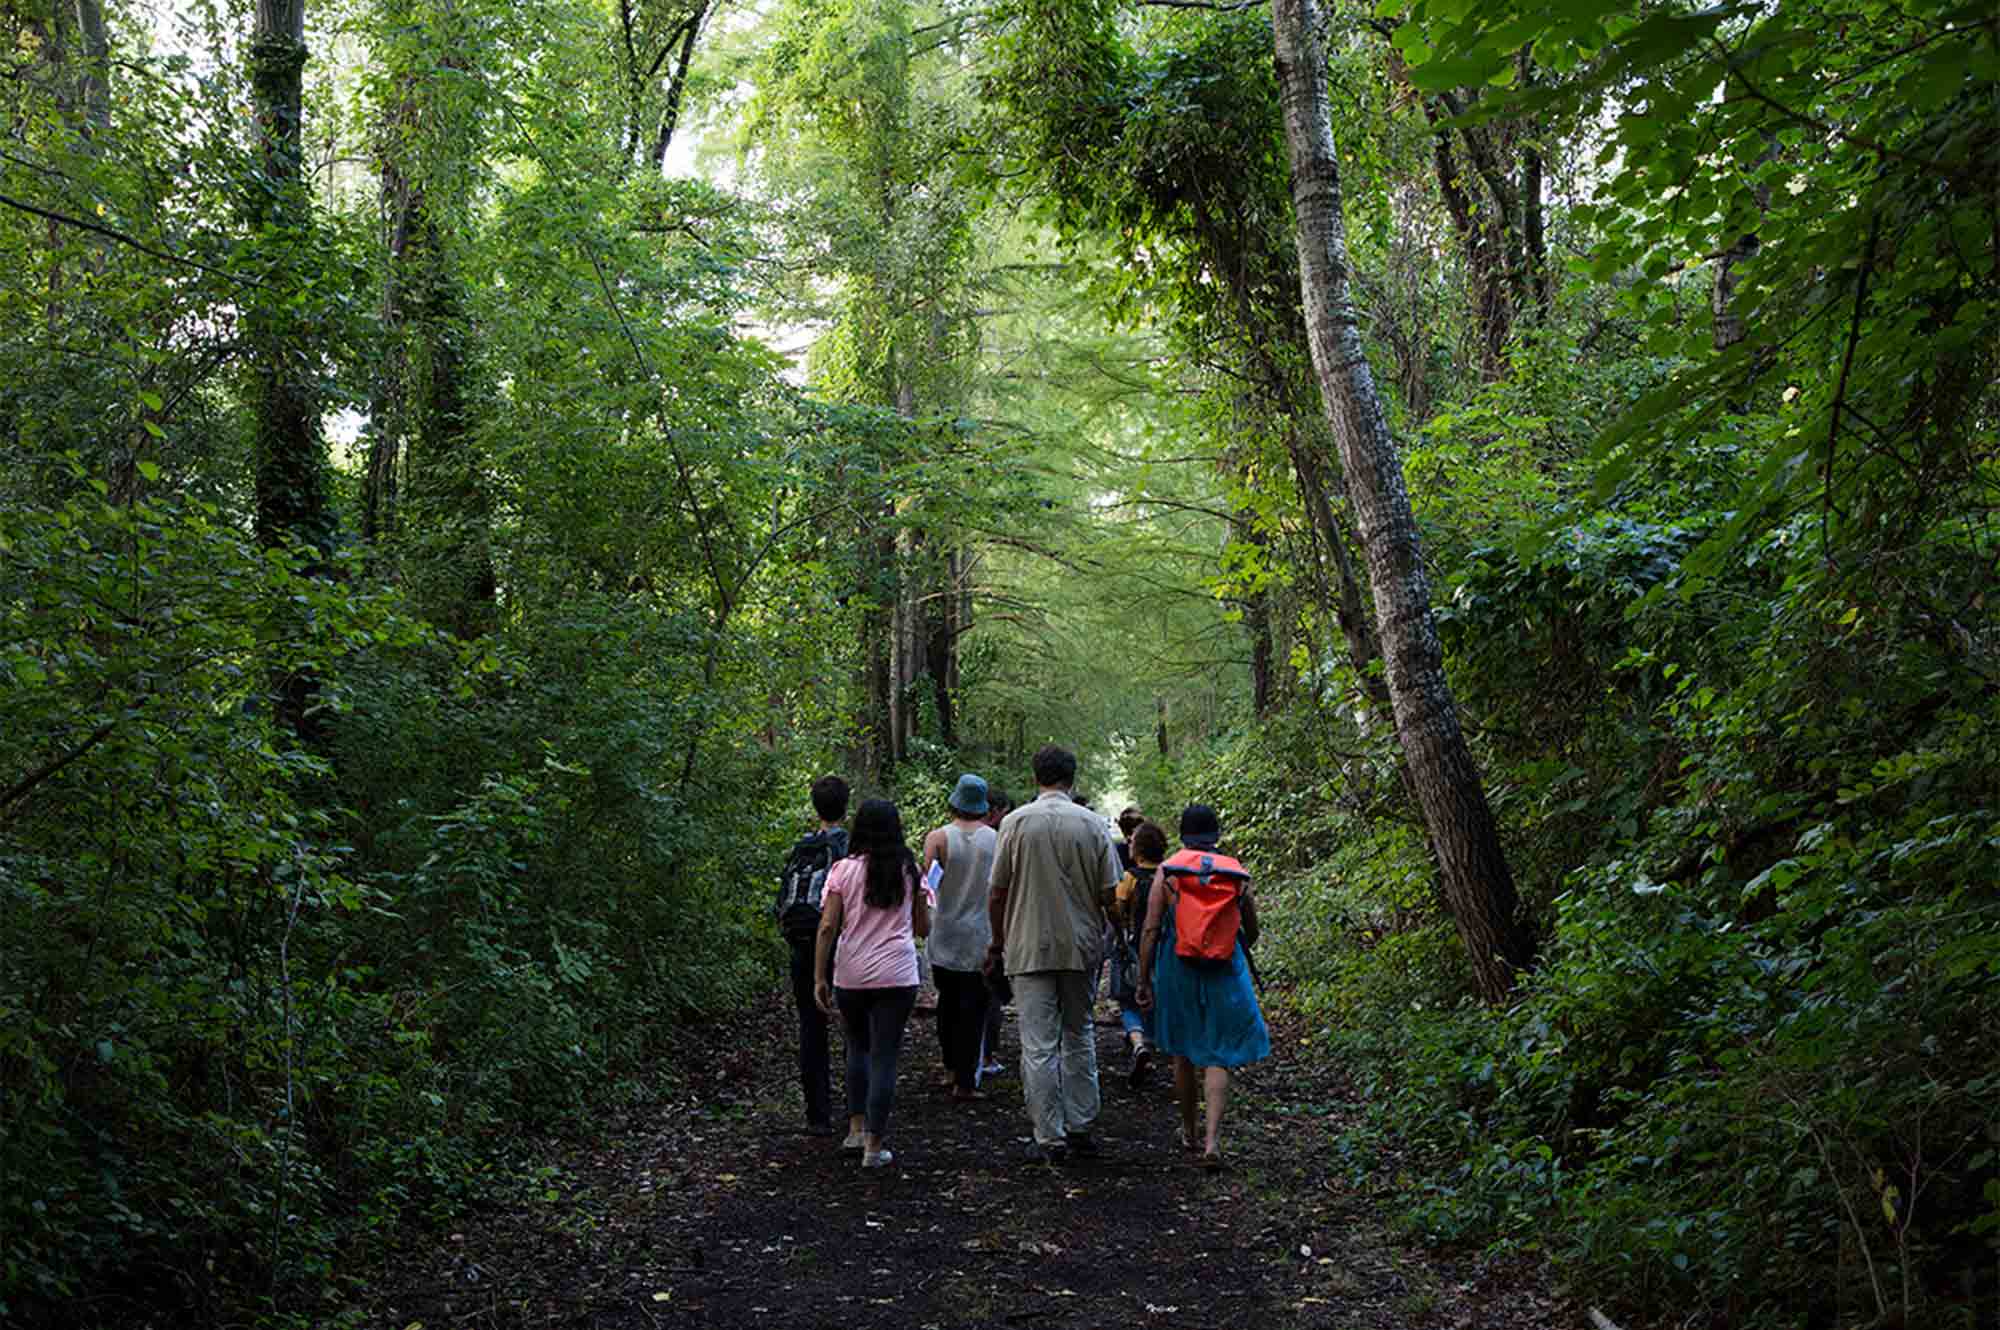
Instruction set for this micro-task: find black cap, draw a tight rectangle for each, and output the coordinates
[1179,804,1221,848]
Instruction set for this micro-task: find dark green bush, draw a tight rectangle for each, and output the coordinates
[0,486,789,1323]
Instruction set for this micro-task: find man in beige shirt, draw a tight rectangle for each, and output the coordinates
[985,745,1121,1161]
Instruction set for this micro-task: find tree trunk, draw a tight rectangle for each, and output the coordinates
[1286,428,1390,708]
[365,152,414,546]
[1234,513,1277,716]
[247,0,328,553]
[1426,120,1512,382]
[73,0,111,140]
[859,469,898,783]
[1519,126,1548,320]
[926,545,961,747]
[247,0,332,739]
[648,2,707,171]
[1713,136,1778,356]
[368,4,494,637]
[1273,0,1534,1001]
[404,216,495,637]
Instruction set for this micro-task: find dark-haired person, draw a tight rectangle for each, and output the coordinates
[781,775,849,1134]
[1115,807,1144,872]
[985,746,1120,1162]
[815,798,930,1168]
[1109,819,1169,1087]
[921,774,998,1101]
[1135,805,1269,1170]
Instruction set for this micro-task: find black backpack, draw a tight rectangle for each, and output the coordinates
[775,829,845,940]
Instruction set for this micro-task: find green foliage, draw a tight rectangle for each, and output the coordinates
[4,0,1995,1324]
[1,2,839,1321]
[0,481,400,1314]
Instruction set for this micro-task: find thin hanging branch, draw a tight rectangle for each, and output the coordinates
[1821,213,1880,553]
[0,189,264,286]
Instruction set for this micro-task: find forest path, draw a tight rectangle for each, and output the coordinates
[366,990,1568,1329]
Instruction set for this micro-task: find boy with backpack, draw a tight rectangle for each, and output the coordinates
[776,775,851,1134]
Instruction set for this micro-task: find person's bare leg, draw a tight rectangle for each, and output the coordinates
[1203,1066,1229,1157]
[1174,1056,1199,1148]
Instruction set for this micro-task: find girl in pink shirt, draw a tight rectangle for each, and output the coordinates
[814,799,930,1167]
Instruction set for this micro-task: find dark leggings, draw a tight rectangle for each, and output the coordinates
[983,974,1007,1061]
[933,966,991,1091]
[788,937,832,1126]
[835,985,917,1137]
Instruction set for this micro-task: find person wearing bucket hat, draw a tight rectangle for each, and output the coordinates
[920,774,998,1100]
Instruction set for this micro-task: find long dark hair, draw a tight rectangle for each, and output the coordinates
[850,798,916,910]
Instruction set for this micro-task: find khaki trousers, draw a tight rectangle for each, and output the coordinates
[1012,970,1100,1146]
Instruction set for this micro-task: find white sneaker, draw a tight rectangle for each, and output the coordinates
[841,1130,864,1153]
[862,1148,895,1168]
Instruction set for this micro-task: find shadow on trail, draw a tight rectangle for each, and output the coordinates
[367,991,1569,1329]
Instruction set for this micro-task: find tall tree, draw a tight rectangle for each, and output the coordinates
[983,2,1392,717]
[246,0,330,556]
[1272,0,1533,1000]
[366,0,496,638]
[741,0,984,780]
[617,0,712,174]
[247,0,334,740]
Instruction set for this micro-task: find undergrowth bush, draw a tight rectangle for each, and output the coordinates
[0,489,789,1325]
[1174,485,2000,1327]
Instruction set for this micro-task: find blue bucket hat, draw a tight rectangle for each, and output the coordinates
[948,773,990,816]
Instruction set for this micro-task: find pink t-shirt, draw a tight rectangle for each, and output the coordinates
[825,855,921,990]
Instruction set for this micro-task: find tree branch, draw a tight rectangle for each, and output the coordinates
[0,721,118,819]
[1822,213,1879,552]
[0,190,263,287]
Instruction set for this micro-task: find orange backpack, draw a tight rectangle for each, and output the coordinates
[1161,849,1250,964]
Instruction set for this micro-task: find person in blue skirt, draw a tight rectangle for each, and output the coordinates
[1134,805,1270,1169]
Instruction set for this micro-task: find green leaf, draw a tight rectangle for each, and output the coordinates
[1409,54,1505,89]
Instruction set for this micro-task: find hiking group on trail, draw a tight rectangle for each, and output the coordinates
[773,746,1271,1173]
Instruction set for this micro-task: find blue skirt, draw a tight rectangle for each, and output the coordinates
[1150,914,1270,1070]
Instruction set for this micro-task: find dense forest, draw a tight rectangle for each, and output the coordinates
[1,0,1994,1324]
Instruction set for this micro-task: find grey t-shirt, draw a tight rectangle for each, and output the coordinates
[927,821,997,971]
[990,791,1118,975]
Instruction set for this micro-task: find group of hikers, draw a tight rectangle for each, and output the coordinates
[773,744,1271,1171]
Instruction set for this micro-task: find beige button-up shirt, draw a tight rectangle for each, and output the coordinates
[989,790,1119,976]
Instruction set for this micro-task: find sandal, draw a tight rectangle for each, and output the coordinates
[1128,1044,1154,1089]
[1200,1149,1224,1172]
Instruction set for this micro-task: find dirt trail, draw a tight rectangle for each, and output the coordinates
[367,991,1570,1329]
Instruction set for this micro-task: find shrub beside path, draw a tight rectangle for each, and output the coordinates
[366,990,1572,1329]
